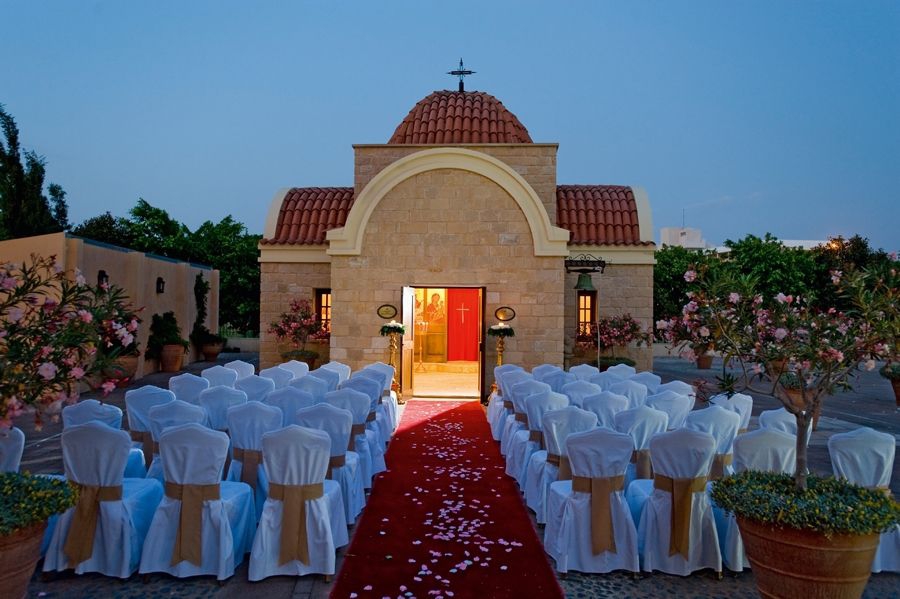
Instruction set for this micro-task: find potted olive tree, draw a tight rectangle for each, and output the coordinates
[145,311,189,372]
[671,265,899,598]
[189,273,226,362]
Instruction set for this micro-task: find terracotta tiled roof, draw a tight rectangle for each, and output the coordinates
[389,90,533,144]
[557,185,651,246]
[260,187,355,245]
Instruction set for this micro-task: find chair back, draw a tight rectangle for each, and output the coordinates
[608,379,648,409]
[733,428,796,474]
[291,375,329,403]
[309,368,341,392]
[588,371,625,391]
[365,362,395,393]
[649,429,716,480]
[296,404,353,458]
[566,427,634,478]
[532,364,562,381]
[321,361,352,384]
[683,405,741,455]
[278,359,309,379]
[168,373,209,405]
[607,363,637,378]
[62,421,130,486]
[235,374,277,402]
[340,376,381,409]
[201,365,238,388]
[0,427,25,473]
[542,406,599,457]
[524,391,569,432]
[560,380,602,408]
[199,386,248,431]
[226,401,283,452]
[510,379,551,413]
[645,390,695,430]
[630,371,662,393]
[264,387,316,426]
[323,389,371,426]
[62,399,122,429]
[262,425,330,485]
[709,392,753,431]
[125,385,176,433]
[568,363,599,381]
[258,366,293,389]
[758,407,808,437]
[159,423,229,484]
[541,370,577,393]
[657,380,695,398]
[224,359,255,380]
[494,364,523,389]
[581,391,630,429]
[828,427,895,489]
[499,370,532,397]
[614,405,668,450]
[353,368,389,394]
[149,400,208,442]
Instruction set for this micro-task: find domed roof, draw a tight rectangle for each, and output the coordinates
[388,90,532,144]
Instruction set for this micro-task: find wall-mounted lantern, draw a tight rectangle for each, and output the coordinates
[156,277,166,294]
[97,270,109,288]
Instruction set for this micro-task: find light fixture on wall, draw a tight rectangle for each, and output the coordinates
[97,270,109,287]
[565,254,607,291]
[156,277,166,294]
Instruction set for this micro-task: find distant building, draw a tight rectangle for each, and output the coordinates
[660,227,709,249]
[713,239,826,254]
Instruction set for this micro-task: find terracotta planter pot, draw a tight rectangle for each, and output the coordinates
[0,521,47,599]
[159,344,185,373]
[696,354,713,369]
[892,379,900,408]
[201,342,224,362]
[737,516,878,599]
[107,354,139,387]
[302,356,317,370]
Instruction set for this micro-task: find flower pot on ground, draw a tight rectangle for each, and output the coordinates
[280,349,319,370]
[201,342,224,362]
[189,273,227,363]
[107,354,139,387]
[268,298,329,370]
[145,311,189,373]
[879,363,900,407]
[159,344,185,372]
[695,354,713,369]
[575,314,651,372]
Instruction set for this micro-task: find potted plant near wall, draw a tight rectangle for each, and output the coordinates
[90,283,142,387]
[879,362,900,407]
[145,311,189,372]
[672,265,899,598]
[1,256,121,597]
[189,273,226,362]
[268,298,327,369]
[577,313,650,371]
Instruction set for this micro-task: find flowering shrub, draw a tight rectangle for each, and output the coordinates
[88,283,142,358]
[577,313,650,352]
[1,256,124,429]
[268,299,327,358]
[0,472,77,535]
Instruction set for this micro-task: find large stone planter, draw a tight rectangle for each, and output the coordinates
[737,516,878,599]
[201,342,224,362]
[0,521,47,599]
[159,344,185,372]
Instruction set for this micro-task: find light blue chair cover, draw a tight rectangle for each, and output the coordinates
[263,387,316,426]
[226,401,282,521]
[62,399,146,478]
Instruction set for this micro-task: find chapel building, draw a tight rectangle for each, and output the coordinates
[259,89,655,399]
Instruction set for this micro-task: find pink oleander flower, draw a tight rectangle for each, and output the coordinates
[728,292,740,304]
[7,306,24,322]
[699,326,710,338]
[101,381,116,396]
[656,319,669,330]
[684,270,697,282]
[774,328,788,341]
[38,362,58,380]
[69,366,85,379]
[77,309,93,323]
[831,270,843,285]
[865,359,876,371]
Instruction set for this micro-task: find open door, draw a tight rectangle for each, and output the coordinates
[401,286,415,395]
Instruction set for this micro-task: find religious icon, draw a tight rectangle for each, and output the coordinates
[424,292,445,323]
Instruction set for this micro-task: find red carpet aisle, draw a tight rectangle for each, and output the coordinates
[331,400,563,599]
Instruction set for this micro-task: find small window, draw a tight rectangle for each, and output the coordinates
[315,289,332,332]
[577,290,596,337]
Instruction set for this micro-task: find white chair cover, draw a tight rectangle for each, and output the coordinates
[645,390,695,430]
[201,365,238,388]
[716,428,797,571]
[43,422,163,577]
[560,380,603,408]
[279,359,310,379]
[532,364,562,381]
[248,426,348,580]
[296,404,365,524]
[486,364,524,433]
[500,379,551,456]
[264,387,316,426]
[125,386,176,468]
[658,380,696,398]
[139,423,255,580]
[582,392,630,430]
[291,375,329,404]
[342,375,389,450]
[324,388,385,487]
[354,367,396,437]
[258,366,294,389]
[542,370,577,393]
[684,406,741,477]
[638,429,721,575]
[63,400,145,478]
[524,406,598,524]
[0,426,25,472]
[630,371,662,393]
[569,363,600,381]
[607,363,637,378]
[829,427,899,573]
[226,402,283,521]
[709,392,753,432]
[491,369,531,441]
[235,374,276,403]
[321,361,352,384]
[199,386,248,432]
[146,400,209,483]
[505,391,568,487]
[588,371,627,391]
[545,428,638,573]
[759,407,810,443]
[360,363,399,433]
[168,373,209,405]
[309,368,341,393]
[615,405,668,488]
[608,379,648,409]
[224,359,255,380]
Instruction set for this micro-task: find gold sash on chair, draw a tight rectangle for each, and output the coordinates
[514,412,529,427]
[571,474,625,555]
[708,453,733,481]
[631,448,653,480]
[233,447,263,490]
[164,481,221,566]
[326,455,346,480]
[653,474,708,558]
[129,430,154,468]
[528,430,544,449]
[268,481,324,565]
[63,482,123,566]
[546,453,572,481]
[348,424,366,450]
[366,411,377,423]
[503,400,514,411]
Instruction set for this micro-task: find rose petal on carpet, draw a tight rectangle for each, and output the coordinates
[331,400,564,599]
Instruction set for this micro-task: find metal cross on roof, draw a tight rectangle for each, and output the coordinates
[447,58,475,92]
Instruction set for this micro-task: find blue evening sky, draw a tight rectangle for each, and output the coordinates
[2,1,898,251]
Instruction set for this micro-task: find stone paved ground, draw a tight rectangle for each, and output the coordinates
[19,352,900,598]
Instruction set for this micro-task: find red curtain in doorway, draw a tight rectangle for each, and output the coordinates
[447,288,480,361]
